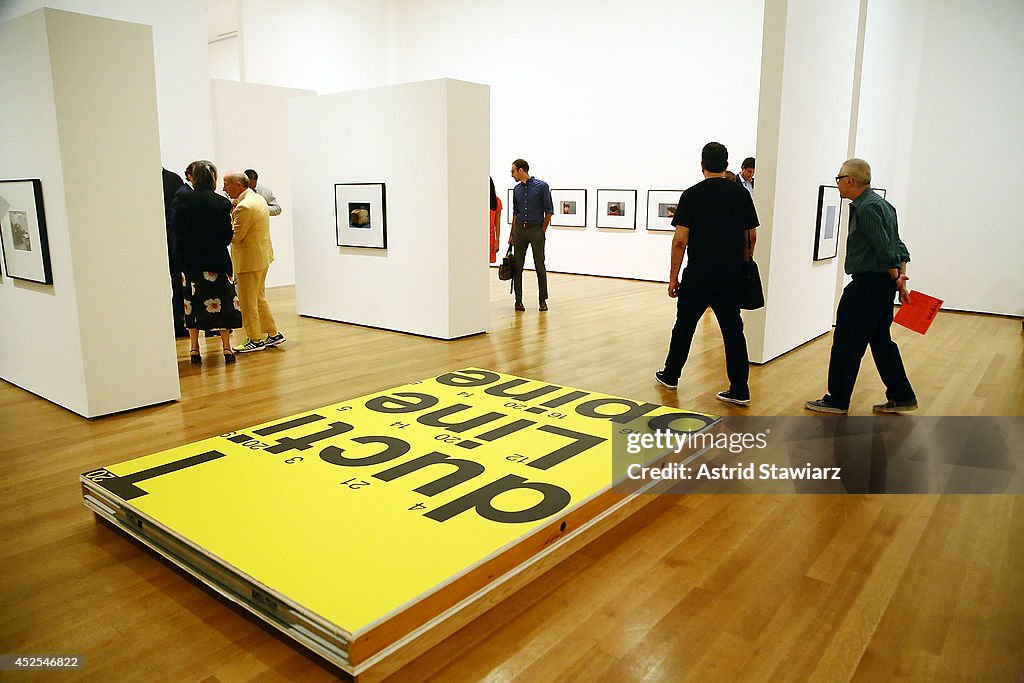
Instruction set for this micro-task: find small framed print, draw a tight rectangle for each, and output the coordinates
[506,188,514,225]
[596,189,637,230]
[335,183,387,249]
[550,189,587,228]
[645,190,682,231]
[875,187,887,199]
[0,179,52,284]
[814,185,841,261]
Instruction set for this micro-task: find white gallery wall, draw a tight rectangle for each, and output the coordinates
[858,0,1023,317]
[745,0,862,364]
[238,0,389,93]
[0,0,214,174]
[0,9,179,418]
[390,0,765,282]
[211,79,316,288]
[209,0,1020,319]
[289,79,490,339]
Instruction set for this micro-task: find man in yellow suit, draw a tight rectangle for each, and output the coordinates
[223,171,285,353]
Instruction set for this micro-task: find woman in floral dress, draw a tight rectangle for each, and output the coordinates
[172,160,242,363]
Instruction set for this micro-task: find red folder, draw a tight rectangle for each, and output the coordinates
[894,290,943,334]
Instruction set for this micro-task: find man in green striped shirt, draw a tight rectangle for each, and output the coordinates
[805,158,917,415]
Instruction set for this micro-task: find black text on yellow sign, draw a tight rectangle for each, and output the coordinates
[84,369,716,527]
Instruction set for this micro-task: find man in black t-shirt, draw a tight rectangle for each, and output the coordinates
[655,142,759,405]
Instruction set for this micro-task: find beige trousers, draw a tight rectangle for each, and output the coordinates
[235,268,277,342]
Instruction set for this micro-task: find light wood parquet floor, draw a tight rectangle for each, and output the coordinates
[1,272,1022,681]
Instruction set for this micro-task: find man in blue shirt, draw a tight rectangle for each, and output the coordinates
[509,159,554,311]
[806,158,917,414]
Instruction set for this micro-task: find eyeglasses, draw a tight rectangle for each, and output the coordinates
[835,175,850,183]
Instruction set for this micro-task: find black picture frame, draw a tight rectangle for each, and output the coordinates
[506,188,513,225]
[595,189,637,230]
[334,183,387,249]
[645,189,682,231]
[0,179,53,284]
[814,185,841,261]
[550,188,587,228]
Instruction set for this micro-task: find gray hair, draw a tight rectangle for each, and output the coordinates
[224,171,250,188]
[841,158,872,186]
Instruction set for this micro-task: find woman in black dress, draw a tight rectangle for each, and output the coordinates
[172,160,242,363]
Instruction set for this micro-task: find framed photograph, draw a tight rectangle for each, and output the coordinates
[596,189,637,230]
[875,187,887,199]
[506,188,514,225]
[550,189,587,228]
[814,185,841,261]
[0,179,52,284]
[335,183,387,249]
[645,190,682,231]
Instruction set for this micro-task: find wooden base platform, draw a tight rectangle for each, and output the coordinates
[81,368,717,678]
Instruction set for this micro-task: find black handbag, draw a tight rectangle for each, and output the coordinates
[740,230,764,310]
[498,245,514,281]
[740,260,765,310]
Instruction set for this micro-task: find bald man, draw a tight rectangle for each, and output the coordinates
[223,171,285,352]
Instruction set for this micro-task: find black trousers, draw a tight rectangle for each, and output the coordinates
[662,276,749,395]
[170,256,186,334]
[513,222,548,303]
[826,272,915,409]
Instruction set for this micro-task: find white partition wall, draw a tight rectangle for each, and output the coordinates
[856,0,1024,317]
[211,79,317,288]
[0,9,179,417]
[288,78,489,340]
[0,0,214,174]
[746,0,864,364]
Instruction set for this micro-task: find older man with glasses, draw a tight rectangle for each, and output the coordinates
[805,158,917,415]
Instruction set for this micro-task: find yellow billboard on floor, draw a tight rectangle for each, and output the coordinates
[82,369,715,636]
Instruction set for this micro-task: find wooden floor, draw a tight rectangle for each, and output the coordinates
[1,272,1022,681]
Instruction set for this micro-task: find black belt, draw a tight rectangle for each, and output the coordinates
[520,221,543,227]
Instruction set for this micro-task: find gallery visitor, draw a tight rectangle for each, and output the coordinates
[224,171,286,353]
[655,142,758,405]
[244,168,282,217]
[509,158,553,312]
[805,158,917,414]
[489,177,502,264]
[172,160,242,364]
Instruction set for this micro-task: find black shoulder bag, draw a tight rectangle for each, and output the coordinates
[740,230,765,310]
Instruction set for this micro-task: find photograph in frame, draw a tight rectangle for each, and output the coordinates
[550,189,587,228]
[645,189,683,231]
[335,183,387,249]
[595,189,637,230]
[0,179,53,284]
[814,185,841,261]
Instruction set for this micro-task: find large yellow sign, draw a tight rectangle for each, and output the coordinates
[82,369,715,638]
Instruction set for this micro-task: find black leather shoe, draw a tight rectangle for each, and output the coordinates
[655,371,678,389]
